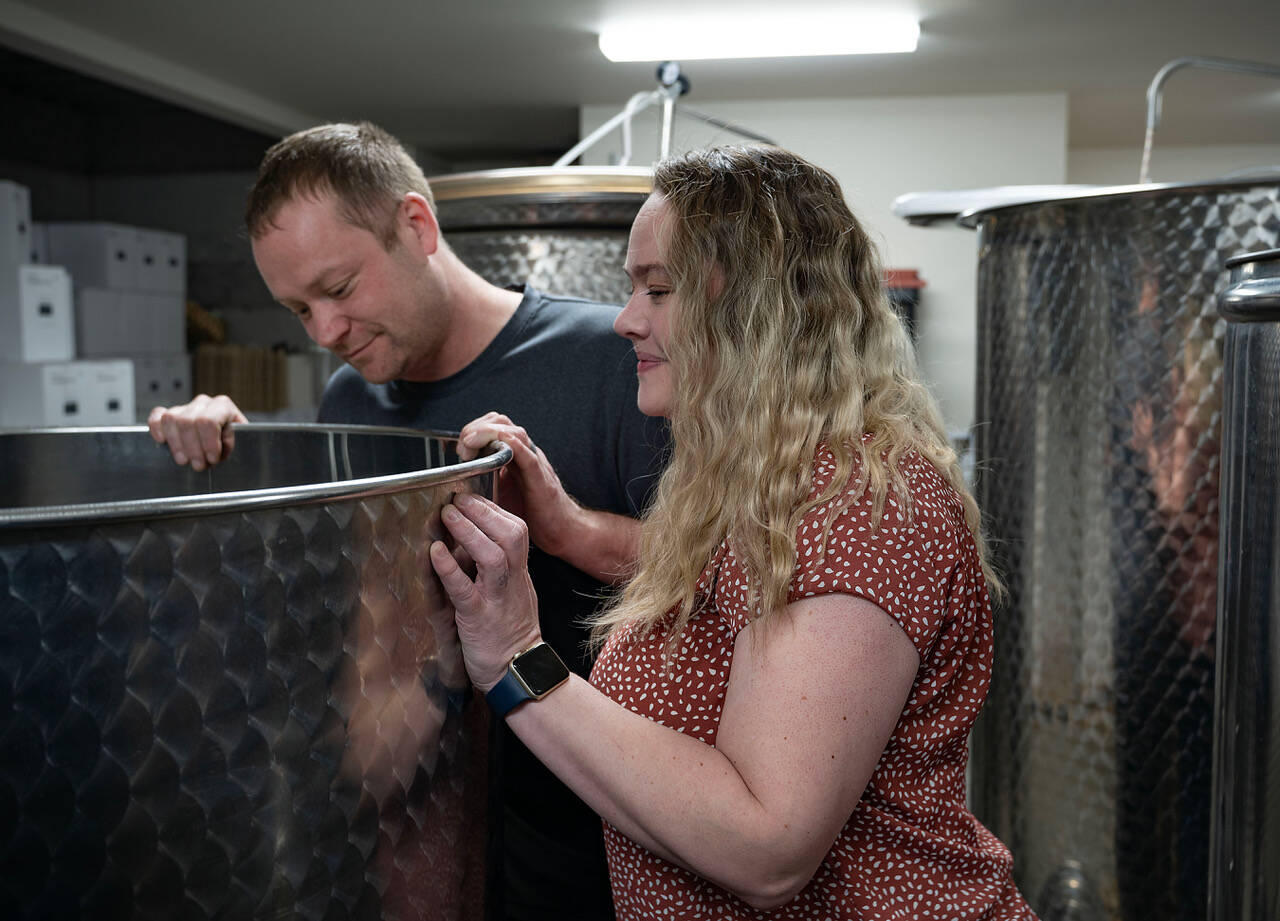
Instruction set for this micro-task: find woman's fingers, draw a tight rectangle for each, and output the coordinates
[429,492,543,692]
[429,539,479,608]
[450,492,528,552]
[434,493,528,595]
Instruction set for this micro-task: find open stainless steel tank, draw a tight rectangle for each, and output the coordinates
[0,424,510,921]
[959,179,1280,921]
[429,167,652,305]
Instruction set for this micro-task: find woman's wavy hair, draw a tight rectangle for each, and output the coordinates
[592,145,1000,650]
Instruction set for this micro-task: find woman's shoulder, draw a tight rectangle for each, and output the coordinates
[809,440,965,530]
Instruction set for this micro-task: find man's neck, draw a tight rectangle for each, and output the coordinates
[405,254,521,382]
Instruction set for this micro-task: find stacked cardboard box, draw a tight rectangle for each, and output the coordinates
[0,180,135,428]
[44,219,191,417]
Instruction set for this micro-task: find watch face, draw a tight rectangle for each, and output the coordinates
[515,643,570,695]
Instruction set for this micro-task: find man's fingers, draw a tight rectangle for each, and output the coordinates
[457,414,535,462]
[146,394,246,470]
[195,416,228,467]
[158,413,193,466]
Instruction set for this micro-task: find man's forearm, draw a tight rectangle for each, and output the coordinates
[545,505,641,585]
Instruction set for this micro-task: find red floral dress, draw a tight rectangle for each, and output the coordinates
[590,445,1036,920]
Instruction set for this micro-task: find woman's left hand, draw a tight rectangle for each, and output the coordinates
[430,492,543,692]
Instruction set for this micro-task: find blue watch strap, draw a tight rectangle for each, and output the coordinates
[486,670,530,718]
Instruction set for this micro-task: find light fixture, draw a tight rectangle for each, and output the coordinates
[598,12,919,62]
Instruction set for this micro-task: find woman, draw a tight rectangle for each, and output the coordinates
[433,145,1036,920]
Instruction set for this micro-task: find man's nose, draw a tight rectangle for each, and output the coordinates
[309,304,350,350]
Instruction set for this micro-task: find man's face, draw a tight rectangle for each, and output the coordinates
[251,192,446,384]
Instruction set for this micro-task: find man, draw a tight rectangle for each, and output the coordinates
[150,122,665,921]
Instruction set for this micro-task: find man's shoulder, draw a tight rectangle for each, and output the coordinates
[523,287,624,338]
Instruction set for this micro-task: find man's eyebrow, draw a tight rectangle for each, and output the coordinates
[303,263,353,292]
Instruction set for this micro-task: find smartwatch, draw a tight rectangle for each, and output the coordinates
[485,642,571,718]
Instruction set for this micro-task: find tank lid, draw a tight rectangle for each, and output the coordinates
[428,166,652,202]
[954,175,1280,228]
[1220,248,1280,323]
[1225,247,1280,270]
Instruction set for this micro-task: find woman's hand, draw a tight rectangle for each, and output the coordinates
[429,492,543,692]
[456,412,581,559]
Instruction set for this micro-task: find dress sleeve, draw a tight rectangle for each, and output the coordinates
[787,458,974,662]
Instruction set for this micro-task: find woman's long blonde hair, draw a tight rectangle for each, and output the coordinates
[592,146,999,650]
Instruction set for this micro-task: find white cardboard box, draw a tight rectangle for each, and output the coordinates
[46,222,139,291]
[0,265,75,362]
[76,288,185,356]
[135,229,187,295]
[0,180,32,271]
[0,359,134,428]
[132,353,191,417]
[29,221,48,265]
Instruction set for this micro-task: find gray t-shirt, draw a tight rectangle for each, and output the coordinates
[318,284,667,920]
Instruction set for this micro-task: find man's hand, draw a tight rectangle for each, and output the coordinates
[147,393,248,471]
[457,412,582,559]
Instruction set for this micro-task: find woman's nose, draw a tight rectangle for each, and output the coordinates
[613,297,647,340]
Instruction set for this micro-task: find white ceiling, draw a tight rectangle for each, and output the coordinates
[3,0,1280,166]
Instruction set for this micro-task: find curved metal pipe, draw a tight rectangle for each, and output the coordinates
[1140,56,1280,184]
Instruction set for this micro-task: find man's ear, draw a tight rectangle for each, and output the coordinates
[401,192,440,256]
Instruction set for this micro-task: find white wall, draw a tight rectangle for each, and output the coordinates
[580,94,1069,434]
[1068,143,1280,185]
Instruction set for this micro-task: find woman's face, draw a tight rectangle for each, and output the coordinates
[616,194,675,418]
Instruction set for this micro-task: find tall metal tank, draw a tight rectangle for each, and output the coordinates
[429,167,652,305]
[1210,247,1280,921]
[0,424,510,921]
[957,179,1280,921]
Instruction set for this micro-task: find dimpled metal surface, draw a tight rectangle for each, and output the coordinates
[0,430,494,920]
[436,192,646,307]
[968,183,1280,921]
[448,229,632,306]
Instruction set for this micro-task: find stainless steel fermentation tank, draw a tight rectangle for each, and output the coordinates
[1211,248,1280,921]
[0,425,510,921]
[961,180,1280,921]
[429,167,652,305]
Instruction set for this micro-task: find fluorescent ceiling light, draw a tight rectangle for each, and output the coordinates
[598,13,919,62]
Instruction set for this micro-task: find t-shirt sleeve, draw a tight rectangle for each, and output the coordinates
[788,469,968,662]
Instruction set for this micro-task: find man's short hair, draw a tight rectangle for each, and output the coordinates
[245,121,435,247]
